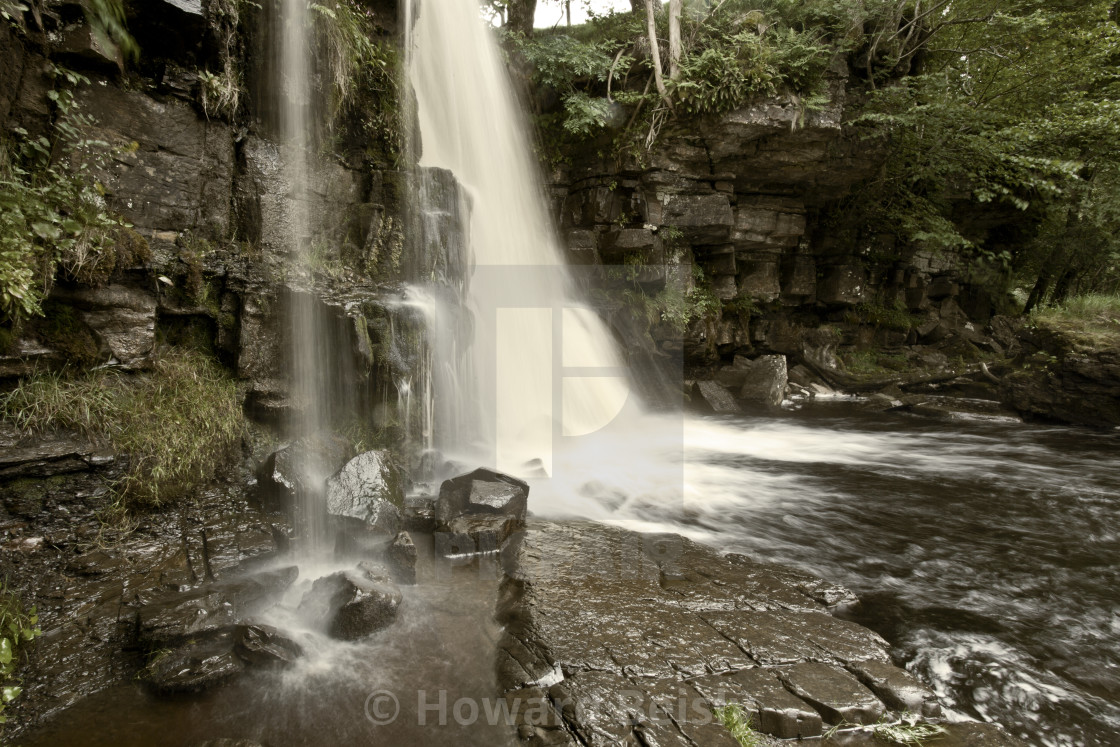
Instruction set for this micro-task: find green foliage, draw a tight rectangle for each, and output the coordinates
[0,585,40,726]
[0,349,244,507]
[846,0,1120,299]
[713,704,761,747]
[0,68,136,322]
[84,0,140,62]
[312,0,402,163]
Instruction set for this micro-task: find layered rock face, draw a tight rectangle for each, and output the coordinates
[0,0,426,431]
[547,80,1012,387]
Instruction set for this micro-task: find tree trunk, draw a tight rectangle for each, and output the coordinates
[644,0,671,108]
[668,0,681,80]
[506,0,537,35]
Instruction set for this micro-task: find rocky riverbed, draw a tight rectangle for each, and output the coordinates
[4,435,1030,745]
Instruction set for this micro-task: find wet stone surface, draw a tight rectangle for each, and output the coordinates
[496,521,1026,746]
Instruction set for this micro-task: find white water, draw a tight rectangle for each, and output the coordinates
[407,0,634,477]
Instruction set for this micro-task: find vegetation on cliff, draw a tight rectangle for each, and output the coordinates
[0,349,244,507]
[507,1,1120,316]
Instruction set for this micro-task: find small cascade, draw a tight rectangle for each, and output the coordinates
[405,0,637,477]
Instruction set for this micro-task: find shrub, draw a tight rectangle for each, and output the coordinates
[0,67,136,323]
[0,349,245,507]
[0,584,40,728]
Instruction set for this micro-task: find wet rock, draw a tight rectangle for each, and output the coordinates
[660,193,734,243]
[137,589,237,647]
[387,531,417,584]
[692,668,823,739]
[737,355,788,407]
[702,610,890,666]
[219,566,299,611]
[437,468,529,523]
[846,658,940,718]
[692,379,741,414]
[325,450,403,538]
[257,435,353,506]
[301,563,402,640]
[142,632,244,694]
[777,661,885,725]
[233,623,303,668]
[435,468,529,550]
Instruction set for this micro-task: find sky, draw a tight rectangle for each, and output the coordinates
[533,0,633,28]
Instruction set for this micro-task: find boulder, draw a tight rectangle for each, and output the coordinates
[387,531,417,585]
[737,355,788,407]
[691,379,741,414]
[233,623,303,668]
[325,450,403,539]
[435,468,529,526]
[300,563,402,640]
[257,435,353,506]
[435,468,529,551]
[137,589,236,647]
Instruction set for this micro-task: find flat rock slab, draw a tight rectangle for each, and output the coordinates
[498,522,1027,745]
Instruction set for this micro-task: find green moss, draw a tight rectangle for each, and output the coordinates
[0,325,13,355]
[32,301,103,367]
[844,300,922,332]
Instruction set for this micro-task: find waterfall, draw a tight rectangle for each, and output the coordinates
[280,0,330,555]
[406,0,635,477]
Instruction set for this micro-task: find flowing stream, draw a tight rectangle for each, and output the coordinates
[532,404,1120,746]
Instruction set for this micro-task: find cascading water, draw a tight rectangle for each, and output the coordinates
[406,0,637,478]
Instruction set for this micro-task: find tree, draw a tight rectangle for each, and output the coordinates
[505,0,538,35]
[668,0,681,80]
[644,0,670,107]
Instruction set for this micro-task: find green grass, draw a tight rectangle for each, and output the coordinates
[1032,293,1120,350]
[0,349,244,507]
[713,704,762,747]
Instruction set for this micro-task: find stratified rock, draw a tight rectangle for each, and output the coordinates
[325,450,403,538]
[777,662,886,726]
[691,668,823,739]
[233,623,303,668]
[692,379,741,414]
[846,658,940,718]
[738,355,788,406]
[301,563,402,640]
[136,589,236,647]
[50,284,156,369]
[387,531,417,585]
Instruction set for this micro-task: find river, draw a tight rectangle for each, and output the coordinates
[562,403,1120,746]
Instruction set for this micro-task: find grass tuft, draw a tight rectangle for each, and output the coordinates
[713,703,762,747]
[872,715,947,746]
[0,349,244,507]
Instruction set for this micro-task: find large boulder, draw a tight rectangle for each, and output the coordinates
[435,468,529,525]
[738,355,789,407]
[300,563,402,640]
[435,468,529,551]
[325,450,404,539]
